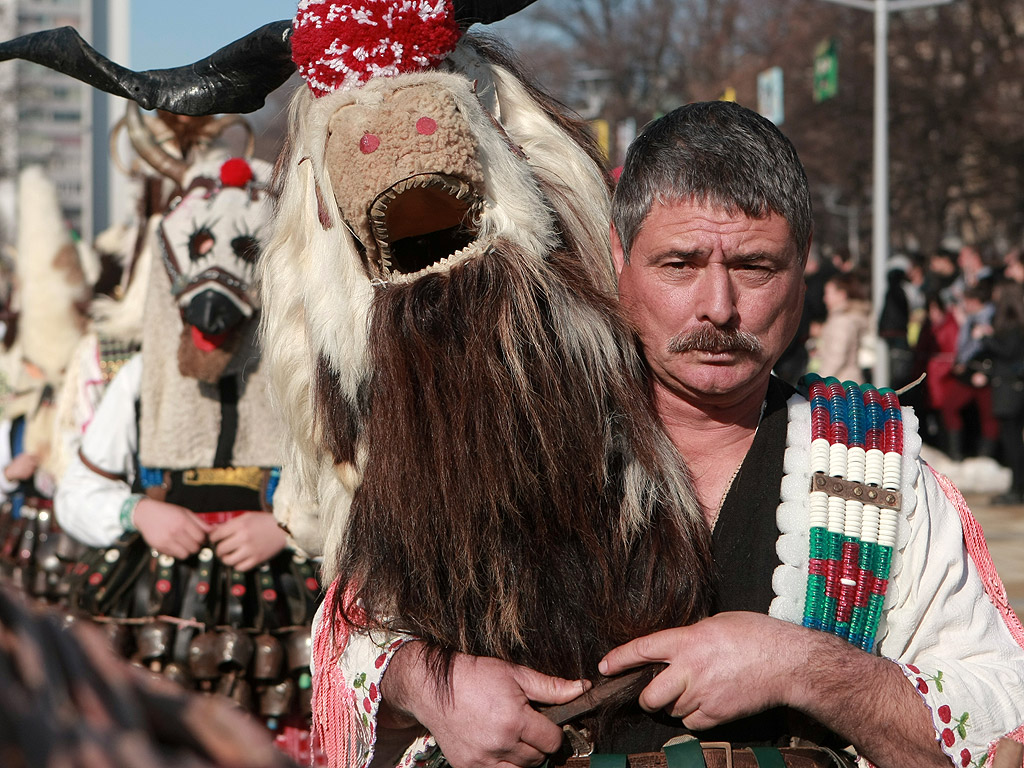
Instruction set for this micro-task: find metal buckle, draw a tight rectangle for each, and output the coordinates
[810,471,902,510]
[700,742,733,768]
[564,725,594,757]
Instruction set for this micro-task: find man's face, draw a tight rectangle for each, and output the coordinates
[613,199,805,407]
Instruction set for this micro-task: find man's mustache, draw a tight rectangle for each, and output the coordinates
[667,325,763,354]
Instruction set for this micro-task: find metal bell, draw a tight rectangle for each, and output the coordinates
[259,678,296,718]
[188,630,220,681]
[284,629,312,672]
[163,661,191,688]
[216,627,255,671]
[136,620,175,662]
[103,622,134,657]
[252,632,284,681]
[218,673,254,710]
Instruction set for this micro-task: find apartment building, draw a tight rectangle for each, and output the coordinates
[0,0,130,245]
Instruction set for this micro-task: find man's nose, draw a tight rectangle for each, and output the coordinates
[694,263,738,326]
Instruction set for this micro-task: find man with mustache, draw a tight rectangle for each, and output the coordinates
[354,102,1024,768]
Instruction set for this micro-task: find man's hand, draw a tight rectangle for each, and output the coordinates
[209,512,287,572]
[132,498,212,560]
[382,642,590,768]
[599,612,948,768]
[3,452,39,482]
[599,612,801,730]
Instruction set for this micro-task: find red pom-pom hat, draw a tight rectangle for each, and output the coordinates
[292,0,462,97]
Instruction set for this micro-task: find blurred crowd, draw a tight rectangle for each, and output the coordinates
[776,242,1024,506]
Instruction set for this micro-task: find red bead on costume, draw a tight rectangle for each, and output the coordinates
[88,572,103,586]
[262,588,278,602]
[305,577,319,592]
[853,570,873,607]
[156,579,172,594]
[220,157,253,188]
[196,581,210,595]
[231,584,246,597]
[824,559,839,597]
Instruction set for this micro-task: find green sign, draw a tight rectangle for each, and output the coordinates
[814,38,838,103]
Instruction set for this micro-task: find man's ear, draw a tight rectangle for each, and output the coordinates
[610,224,626,276]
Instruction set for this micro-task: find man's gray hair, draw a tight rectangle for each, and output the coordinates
[612,101,812,261]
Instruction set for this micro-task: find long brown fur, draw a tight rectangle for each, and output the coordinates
[333,240,714,683]
[259,33,715,740]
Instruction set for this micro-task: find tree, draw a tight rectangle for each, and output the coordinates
[504,0,1024,258]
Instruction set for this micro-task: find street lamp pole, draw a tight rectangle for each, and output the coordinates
[822,0,953,386]
[873,1,889,386]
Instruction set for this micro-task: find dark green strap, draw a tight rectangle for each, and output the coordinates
[749,747,787,768]
[663,740,707,768]
[589,755,628,768]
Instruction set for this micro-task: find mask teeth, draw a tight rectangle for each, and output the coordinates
[367,174,480,277]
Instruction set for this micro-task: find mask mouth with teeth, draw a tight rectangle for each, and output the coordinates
[369,173,483,280]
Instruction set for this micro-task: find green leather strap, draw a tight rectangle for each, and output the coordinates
[749,747,787,768]
[663,740,707,768]
[589,755,628,768]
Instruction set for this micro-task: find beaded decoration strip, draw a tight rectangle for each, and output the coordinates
[97,337,141,385]
[801,373,903,652]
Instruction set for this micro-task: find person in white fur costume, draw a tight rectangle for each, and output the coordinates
[52,150,324,763]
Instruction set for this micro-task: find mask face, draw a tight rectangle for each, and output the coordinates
[323,80,487,284]
[159,159,271,339]
[157,157,273,380]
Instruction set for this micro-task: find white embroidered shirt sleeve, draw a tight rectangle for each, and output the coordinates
[54,354,141,547]
[878,463,1024,768]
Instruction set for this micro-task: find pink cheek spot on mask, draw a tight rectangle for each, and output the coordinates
[416,117,437,135]
[360,134,380,154]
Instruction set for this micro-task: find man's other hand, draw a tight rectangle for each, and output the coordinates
[209,512,287,572]
[598,612,803,731]
[132,498,212,560]
[382,642,591,768]
[598,612,948,768]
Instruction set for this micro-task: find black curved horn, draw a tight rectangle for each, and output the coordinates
[454,0,540,26]
[0,20,295,116]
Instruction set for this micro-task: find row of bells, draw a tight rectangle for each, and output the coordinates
[103,621,314,718]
